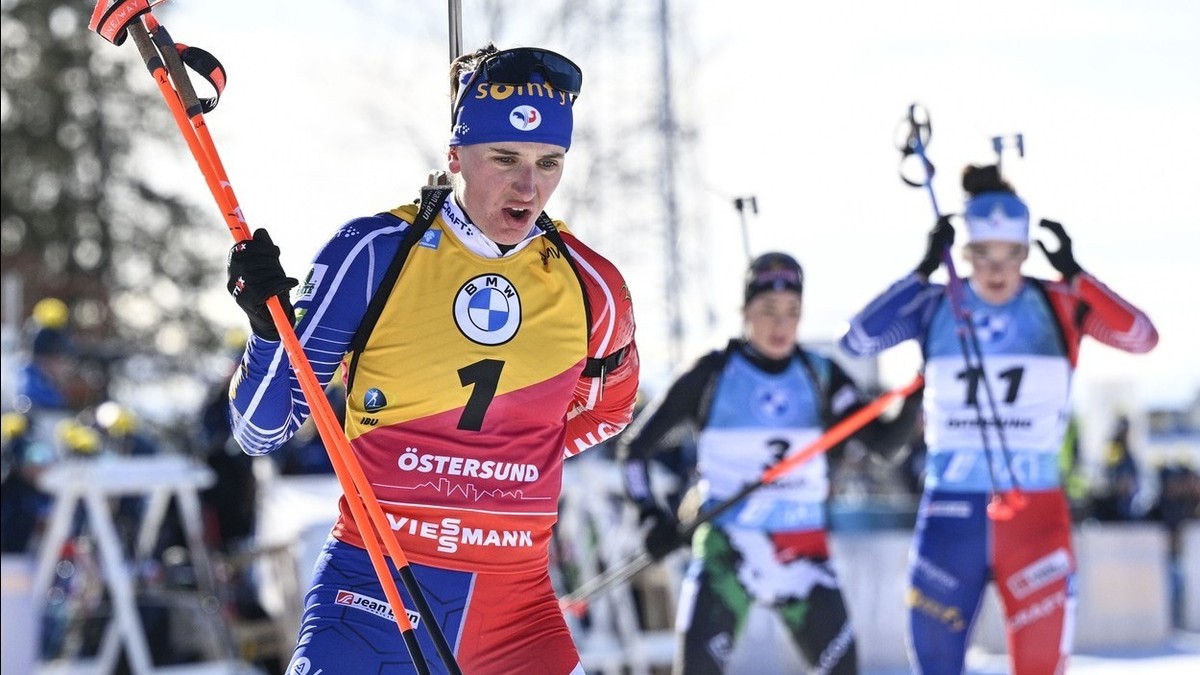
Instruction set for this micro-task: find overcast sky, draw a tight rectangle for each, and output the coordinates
[162,1,1198,426]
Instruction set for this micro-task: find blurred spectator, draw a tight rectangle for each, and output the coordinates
[1,411,52,552]
[2,298,80,553]
[14,298,79,443]
[897,413,928,498]
[193,376,271,624]
[195,377,258,554]
[55,419,104,533]
[91,401,162,552]
[16,298,74,410]
[57,418,103,459]
[273,382,344,476]
[1091,416,1142,521]
[1058,415,1090,521]
[1146,457,1200,627]
[188,330,260,555]
[93,401,157,458]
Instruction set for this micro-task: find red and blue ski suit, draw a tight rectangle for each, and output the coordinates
[229,193,639,674]
[839,270,1156,675]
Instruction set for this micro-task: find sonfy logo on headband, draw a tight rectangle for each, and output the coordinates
[469,82,572,107]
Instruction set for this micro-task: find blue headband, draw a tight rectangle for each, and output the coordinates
[964,192,1030,244]
[450,72,574,151]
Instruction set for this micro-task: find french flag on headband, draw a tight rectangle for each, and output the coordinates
[964,192,1030,244]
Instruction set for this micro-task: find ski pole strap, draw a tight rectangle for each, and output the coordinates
[344,186,452,392]
[90,2,228,113]
[144,14,227,115]
[897,103,935,187]
[173,43,227,113]
[531,214,625,382]
[89,0,159,46]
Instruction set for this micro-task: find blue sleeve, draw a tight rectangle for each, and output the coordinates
[17,364,67,409]
[838,272,943,357]
[228,214,410,455]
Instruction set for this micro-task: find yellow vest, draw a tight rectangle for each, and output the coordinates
[334,203,589,573]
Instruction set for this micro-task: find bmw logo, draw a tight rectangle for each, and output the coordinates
[973,311,1011,345]
[755,386,793,422]
[453,274,521,345]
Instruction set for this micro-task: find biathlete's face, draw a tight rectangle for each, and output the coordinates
[965,241,1028,304]
[449,142,566,246]
[743,290,802,361]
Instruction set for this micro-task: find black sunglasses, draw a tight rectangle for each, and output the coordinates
[452,48,583,125]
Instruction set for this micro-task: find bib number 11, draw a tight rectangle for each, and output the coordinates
[956,365,1024,406]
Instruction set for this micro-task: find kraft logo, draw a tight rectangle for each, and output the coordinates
[509,105,542,131]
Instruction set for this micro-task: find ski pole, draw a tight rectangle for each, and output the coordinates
[991,133,1025,175]
[91,4,461,672]
[733,196,757,265]
[559,373,925,613]
[447,0,463,63]
[142,17,458,673]
[430,0,464,188]
[897,103,1025,520]
[124,17,441,675]
[147,14,464,674]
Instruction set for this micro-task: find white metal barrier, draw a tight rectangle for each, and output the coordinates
[29,455,263,675]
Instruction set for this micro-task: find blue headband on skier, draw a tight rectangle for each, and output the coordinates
[744,252,804,304]
[450,70,575,151]
[964,192,1030,244]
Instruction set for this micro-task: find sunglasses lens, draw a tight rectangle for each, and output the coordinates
[968,244,1024,266]
[483,49,582,93]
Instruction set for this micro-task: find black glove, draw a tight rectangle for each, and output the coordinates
[1035,219,1083,281]
[915,215,956,278]
[227,228,298,341]
[639,504,686,561]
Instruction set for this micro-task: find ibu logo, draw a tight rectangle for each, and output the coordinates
[363,388,388,413]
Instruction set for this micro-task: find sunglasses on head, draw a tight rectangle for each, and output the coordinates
[966,242,1027,266]
[452,47,583,124]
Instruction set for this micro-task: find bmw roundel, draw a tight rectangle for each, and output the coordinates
[754,385,794,423]
[973,310,1012,346]
[453,274,521,345]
